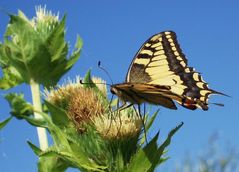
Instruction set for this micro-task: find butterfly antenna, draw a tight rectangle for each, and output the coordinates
[79,79,111,86]
[98,61,114,85]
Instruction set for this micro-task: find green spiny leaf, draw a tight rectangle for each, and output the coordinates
[44,100,70,127]
[27,141,42,156]
[83,69,96,88]
[64,35,82,70]
[145,109,159,132]
[38,149,70,172]
[0,116,12,130]
[125,133,160,172]
[83,70,108,105]
[149,122,184,171]
[141,109,160,145]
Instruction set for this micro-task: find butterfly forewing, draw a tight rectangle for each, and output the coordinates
[125,31,224,110]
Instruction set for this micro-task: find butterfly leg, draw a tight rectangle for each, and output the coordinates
[117,102,134,131]
[143,103,146,123]
[107,93,115,114]
[116,99,122,136]
[105,98,119,136]
[106,100,134,136]
[116,102,134,112]
[133,104,148,144]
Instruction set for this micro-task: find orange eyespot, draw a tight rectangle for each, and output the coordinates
[182,98,197,110]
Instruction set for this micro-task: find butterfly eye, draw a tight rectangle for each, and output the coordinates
[110,87,116,95]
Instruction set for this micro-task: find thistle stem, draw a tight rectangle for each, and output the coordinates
[30,79,48,150]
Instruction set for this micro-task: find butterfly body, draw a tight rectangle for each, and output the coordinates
[111,31,226,111]
[110,83,177,108]
[111,83,209,110]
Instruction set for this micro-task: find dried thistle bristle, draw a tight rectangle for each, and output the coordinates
[43,76,108,132]
[93,110,142,140]
[68,88,105,132]
[43,76,106,110]
[43,81,82,110]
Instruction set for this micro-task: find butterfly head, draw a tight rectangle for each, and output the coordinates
[110,84,140,104]
[110,86,116,94]
[110,84,121,96]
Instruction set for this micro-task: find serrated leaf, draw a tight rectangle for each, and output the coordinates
[27,141,42,156]
[3,14,42,84]
[44,100,70,127]
[0,117,12,130]
[4,93,33,119]
[65,35,83,69]
[125,133,160,172]
[38,15,82,87]
[127,122,183,172]
[148,122,184,171]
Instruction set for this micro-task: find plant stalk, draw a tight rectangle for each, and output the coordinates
[30,79,48,150]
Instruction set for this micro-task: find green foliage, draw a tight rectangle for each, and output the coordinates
[83,69,109,105]
[0,116,12,130]
[4,93,33,119]
[26,101,107,172]
[0,10,82,89]
[0,7,183,172]
[0,7,82,151]
[126,122,183,172]
[3,71,182,171]
[44,100,70,128]
[1,68,183,171]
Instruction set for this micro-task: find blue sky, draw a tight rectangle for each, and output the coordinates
[0,0,238,171]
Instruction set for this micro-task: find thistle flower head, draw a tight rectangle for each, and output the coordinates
[44,76,107,132]
[35,5,59,24]
[44,76,82,110]
[67,87,105,132]
[30,5,60,35]
[93,110,142,140]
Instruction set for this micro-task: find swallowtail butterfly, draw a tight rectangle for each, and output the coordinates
[110,31,226,110]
